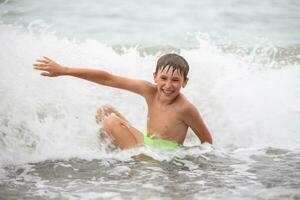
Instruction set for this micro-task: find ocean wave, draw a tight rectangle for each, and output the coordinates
[0,24,300,166]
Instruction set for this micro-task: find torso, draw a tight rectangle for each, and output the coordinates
[145,87,189,144]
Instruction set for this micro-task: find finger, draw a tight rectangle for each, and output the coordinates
[34,68,48,72]
[41,72,51,77]
[43,56,52,61]
[34,62,48,67]
[33,64,48,69]
[34,66,51,72]
[36,59,48,64]
[33,63,47,66]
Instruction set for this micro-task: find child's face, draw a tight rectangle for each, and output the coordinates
[153,66,188,100]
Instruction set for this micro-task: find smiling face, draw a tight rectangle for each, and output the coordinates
[153,66,188,101]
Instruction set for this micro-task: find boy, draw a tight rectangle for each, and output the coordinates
[33,54,212,149]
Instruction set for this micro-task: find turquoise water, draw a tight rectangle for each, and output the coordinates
[1,0,300,47]
[0,0,300,199]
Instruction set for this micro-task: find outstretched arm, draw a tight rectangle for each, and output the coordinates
[183,103,213,144]
[33,57,152,96]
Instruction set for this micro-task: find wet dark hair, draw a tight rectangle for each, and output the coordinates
[155,53,189,80]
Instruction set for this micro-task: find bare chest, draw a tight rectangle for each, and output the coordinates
[146,105,187,142]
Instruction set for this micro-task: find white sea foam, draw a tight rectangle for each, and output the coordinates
[0,24,300,166]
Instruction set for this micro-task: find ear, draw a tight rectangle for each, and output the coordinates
[153,72,157,83]
[182,77,189,88]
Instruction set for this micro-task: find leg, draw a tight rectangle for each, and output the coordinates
[102,114,144,149]
[96,104,129,124]
[96,105,144,149]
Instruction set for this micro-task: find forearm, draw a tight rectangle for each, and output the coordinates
[185,106,213,145]
[201,129,213,144]
[62,67,111,85]
[34,57,147,94]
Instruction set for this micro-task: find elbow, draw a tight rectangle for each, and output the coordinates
[201,133,213,144]
[93,71,112,86]
[207,137,213,144]
[101,71,112,85]
[202,139,212,145]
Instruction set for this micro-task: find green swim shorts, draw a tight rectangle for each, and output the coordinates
[143,135,180,149]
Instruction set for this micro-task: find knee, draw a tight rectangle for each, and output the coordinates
[102,104,116,114]
[102,113,120,130]
[95,104,116,123]
[96,104,116,115]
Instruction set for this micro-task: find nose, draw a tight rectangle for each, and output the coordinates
[165,80,172,88]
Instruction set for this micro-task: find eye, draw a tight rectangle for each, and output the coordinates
[160,76,167,80]
[172,79,179,82]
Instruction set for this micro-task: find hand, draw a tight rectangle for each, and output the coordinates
[33,57,65,77]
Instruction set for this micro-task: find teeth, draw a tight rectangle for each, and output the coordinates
[163,89,173,94]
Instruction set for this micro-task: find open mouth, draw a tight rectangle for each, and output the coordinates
[162,89,175,96]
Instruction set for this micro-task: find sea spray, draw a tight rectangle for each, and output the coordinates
[0,24,300,167]
[1,0,300,198]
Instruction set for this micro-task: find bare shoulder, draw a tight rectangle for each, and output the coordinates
[175,95,198,114]
[137,79,154,90]
[140,80,156,96]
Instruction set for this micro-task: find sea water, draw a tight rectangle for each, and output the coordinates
[0,0,300,199]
